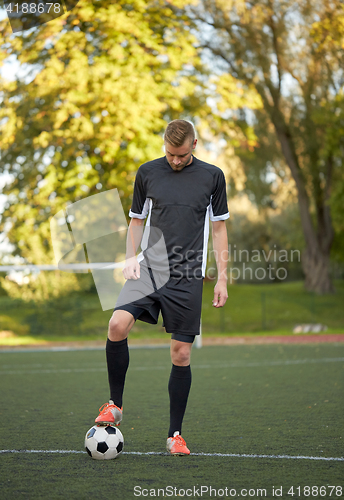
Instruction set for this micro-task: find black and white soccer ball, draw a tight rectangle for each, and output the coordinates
[85,425,124,460]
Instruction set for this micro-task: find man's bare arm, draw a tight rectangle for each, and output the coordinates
[211,220,228,307]
[123,218,145,280]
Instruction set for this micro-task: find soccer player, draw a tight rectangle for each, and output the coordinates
[95,120,229,455]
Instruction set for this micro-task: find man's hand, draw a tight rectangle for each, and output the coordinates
[212,279,228,308]
[123,257,140,280]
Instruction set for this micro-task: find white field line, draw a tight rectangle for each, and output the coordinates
[0,449,343,461]
[0,357,343,375]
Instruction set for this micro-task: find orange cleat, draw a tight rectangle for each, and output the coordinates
[95,400,122,426]
[166,431,190,455]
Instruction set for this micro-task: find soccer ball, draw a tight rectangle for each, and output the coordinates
[85,425,124,460]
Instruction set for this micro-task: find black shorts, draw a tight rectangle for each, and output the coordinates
[114,265,203,343]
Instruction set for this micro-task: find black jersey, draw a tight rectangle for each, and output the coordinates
[129,155,229,278]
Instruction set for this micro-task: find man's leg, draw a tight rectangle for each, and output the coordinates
[106,309,136,406]
[168,339,193,438]
[95,310,135,425]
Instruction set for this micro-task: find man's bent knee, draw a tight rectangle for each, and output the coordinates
[170,339,192,366]
[108,310,135,342]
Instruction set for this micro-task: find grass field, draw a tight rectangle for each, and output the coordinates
[0,343,343,499]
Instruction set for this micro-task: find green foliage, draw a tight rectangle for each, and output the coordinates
[0,0,204,299]
[0,229,82,301]
[226,205,304,275]
[189,0,344,286]
[314,91,344,235]
[1,0,343,297]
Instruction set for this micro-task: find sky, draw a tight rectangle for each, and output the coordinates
[0,6,31,80]
[0,6,8,22]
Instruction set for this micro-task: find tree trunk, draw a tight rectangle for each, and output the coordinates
[302,247,334,294]
[271,113,334,294]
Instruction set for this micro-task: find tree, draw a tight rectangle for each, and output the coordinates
[0,0,203,298]
[186,0,344,293]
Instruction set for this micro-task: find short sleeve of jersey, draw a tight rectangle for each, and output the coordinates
[129,166,149,219]
[210,169,230,221]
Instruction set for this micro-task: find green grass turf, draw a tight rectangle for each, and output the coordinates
[0,344,343,499]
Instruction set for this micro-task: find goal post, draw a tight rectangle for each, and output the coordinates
[195,319,203,349]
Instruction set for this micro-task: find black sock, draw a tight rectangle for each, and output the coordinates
[168,364,192,438]
[106,338,129,408]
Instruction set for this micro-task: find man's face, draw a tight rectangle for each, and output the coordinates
[165,138,197,171]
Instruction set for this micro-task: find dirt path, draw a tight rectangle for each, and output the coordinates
[202,333,344,346]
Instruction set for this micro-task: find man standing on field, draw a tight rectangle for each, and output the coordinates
[95,120,229,455]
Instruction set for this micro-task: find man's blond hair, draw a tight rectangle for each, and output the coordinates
[164,120,195,147]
